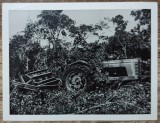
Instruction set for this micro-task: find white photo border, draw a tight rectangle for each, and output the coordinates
[2,2,158,121]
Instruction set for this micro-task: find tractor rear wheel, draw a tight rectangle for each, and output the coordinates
[62,65,91,92]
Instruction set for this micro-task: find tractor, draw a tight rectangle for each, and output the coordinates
[14,58,141,93]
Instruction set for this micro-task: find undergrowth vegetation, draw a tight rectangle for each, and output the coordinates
[10,79,150,114]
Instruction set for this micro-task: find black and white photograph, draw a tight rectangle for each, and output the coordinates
[3,3,157,121]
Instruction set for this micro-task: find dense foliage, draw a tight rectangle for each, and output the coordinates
[10,80,150,114]
[10,10,151,78]
[10,9,151,114]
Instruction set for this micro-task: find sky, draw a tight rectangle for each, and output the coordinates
[9,10,139,44]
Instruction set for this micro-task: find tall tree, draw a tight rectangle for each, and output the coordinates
[111,15,129,58]
[131,9,151,60]
[69,24,95,47]
[9,35,28,78]
[37,10,75,50]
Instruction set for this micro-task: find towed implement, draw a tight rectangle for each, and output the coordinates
[13,58,142,92]
[14,69,62,90]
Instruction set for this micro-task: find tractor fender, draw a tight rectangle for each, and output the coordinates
[65,60,91,70]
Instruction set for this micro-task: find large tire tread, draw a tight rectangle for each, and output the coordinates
[62,64,91,92]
